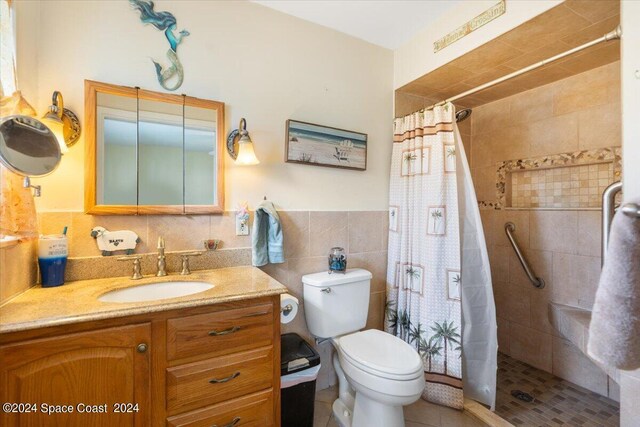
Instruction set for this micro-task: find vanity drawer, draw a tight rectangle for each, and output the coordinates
[166,389,274,427]
[167,303,274,361]
[166,346,274,414]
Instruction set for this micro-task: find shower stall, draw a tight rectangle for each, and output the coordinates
[392,1,623,425]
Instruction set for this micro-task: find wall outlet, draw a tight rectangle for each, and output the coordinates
[236,214,249,236]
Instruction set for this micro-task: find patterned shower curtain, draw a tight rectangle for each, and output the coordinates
[386,104,464,409]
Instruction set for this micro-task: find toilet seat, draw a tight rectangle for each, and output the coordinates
[335,330,426,401]
[336,330,424,381]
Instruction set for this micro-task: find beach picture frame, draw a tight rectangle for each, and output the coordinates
[285,119,367,171]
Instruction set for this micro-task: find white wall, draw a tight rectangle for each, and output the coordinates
[394,0,561,89]
[16,0,393,212]
[619,2,640,425]
[621,0,640,202]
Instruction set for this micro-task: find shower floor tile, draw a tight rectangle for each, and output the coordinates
[496,352,620,427]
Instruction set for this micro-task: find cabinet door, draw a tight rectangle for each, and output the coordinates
[0,323,151,427]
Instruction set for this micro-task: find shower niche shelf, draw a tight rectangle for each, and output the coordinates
[506,163,615,209]
[495,147,622,211]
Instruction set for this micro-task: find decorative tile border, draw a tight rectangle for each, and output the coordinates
[479,147,622,210]
[478,201,500,210]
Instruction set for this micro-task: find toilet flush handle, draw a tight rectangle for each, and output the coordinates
[321,288,332,293]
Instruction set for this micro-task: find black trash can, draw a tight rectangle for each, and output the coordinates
[280,333,321,427]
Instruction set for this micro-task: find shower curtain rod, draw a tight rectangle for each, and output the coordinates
[421,25,622,111]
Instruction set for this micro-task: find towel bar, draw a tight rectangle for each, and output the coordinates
[602,182,622,267]
[621,203,640,217]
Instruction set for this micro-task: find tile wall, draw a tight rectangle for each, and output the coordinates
[0,238,37,304]
[510,162,615,209]
[469,61,621,400]
[38,209,389,390]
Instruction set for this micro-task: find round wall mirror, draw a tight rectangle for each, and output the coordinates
[0,115,61,177]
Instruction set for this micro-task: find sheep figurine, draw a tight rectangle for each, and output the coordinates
[90,226,141,256]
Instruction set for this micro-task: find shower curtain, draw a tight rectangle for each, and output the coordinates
[386,104,497,410]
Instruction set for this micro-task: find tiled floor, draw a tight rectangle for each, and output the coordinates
[496,352,620,426]
[314,386,488,427]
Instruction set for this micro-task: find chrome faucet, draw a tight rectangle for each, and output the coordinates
[156,236,167,277]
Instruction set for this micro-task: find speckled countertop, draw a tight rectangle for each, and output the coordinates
[0,266,287,334]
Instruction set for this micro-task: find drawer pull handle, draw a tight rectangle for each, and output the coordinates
[208,326,240,336]
[209,371,240,384]
[212,417,241,427]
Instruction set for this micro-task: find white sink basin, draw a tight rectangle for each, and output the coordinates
[98,281,214,303]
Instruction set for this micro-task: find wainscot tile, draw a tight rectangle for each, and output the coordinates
[348,211,383,253]
[309,211,348,257]
[280,211,310,259]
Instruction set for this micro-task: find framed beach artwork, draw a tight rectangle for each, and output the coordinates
[285,120,367,170]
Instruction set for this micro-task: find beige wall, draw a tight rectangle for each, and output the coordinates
[39,209,389,390]
[393,0,560,89]
[8,1,394,390]
[619,1,640,424]
[468,62,621,399]
[15,0,393,212]
[621,0,640,203]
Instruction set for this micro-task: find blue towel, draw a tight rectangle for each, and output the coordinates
[252,201,285,266]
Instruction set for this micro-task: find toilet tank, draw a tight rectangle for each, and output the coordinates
[302,269,372,339]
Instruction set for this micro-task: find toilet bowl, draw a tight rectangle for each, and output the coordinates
[332,329,425,427]
[302,269,426,427]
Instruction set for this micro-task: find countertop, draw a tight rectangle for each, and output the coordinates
[0,266,287,334]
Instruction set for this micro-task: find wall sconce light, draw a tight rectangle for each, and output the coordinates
[41,91,81,154]
[226,118,260,165]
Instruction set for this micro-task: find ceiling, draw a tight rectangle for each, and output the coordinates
[397,0,620,108]
[251,0,461,50]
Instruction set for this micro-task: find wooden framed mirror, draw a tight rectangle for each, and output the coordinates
[84,80,224,215]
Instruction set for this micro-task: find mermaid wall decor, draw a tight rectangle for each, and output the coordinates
[129,0,189,91]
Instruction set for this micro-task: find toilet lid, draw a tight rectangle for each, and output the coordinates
[338,330,423,379]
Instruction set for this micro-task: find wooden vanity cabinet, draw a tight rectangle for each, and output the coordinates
[0,323,152,427]
[0,295,281,427]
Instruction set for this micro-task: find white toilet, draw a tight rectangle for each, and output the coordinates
[303,269,425,427]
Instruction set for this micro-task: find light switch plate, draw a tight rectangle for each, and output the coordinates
[236,214,249,236]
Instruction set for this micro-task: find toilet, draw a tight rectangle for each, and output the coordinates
[303,269,425,427]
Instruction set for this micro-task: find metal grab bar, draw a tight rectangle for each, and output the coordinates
[504,222,545,289]
[621,203,640,217]
[602,181,622,267]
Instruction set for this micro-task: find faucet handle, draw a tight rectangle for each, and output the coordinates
[118,256,143,280]
[180,252,202,275]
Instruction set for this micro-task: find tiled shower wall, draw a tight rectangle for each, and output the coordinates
[510,163,615,209]
[469,61,621,399]
[38,210,389,390]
